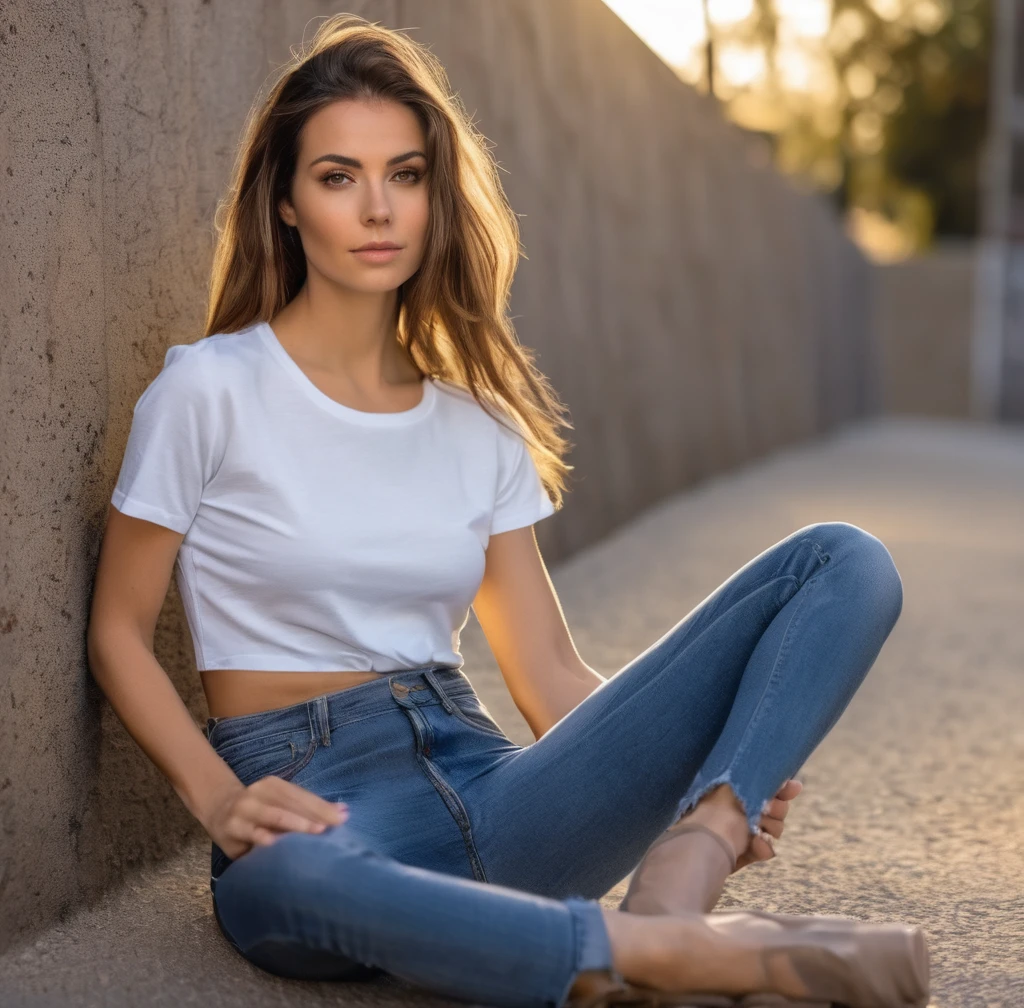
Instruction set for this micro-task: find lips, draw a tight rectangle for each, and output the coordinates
[351,245,403,264]
[353,242,402,251]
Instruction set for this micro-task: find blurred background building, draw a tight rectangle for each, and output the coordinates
[978,0,1024,419]
[603,0,1024,421]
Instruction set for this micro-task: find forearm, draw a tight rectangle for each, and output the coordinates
[522,662,608,740]
[86,627,242,827]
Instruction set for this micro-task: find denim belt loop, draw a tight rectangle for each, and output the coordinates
[422,668,457,715]
[306,694,332,746]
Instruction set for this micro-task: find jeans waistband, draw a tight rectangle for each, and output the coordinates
[204,664,471,749]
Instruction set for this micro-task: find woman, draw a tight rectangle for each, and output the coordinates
[87,13,930,1008]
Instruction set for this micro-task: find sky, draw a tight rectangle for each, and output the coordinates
[600,0,837,93]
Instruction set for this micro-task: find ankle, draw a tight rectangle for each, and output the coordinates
[599,907,654,981]
[599,907,737,989]
[685,788,752,859]
[566,967,627,1003]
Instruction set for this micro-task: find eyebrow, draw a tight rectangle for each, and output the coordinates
[309,150,427,169]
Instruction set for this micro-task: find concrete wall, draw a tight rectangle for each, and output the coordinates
[0,0,873,947]
[872,242,977,419]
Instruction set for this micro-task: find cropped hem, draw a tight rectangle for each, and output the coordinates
[555,897,618,1007]
[199,657,462,673]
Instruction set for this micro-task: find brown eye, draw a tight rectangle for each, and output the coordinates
[322,168,423,187]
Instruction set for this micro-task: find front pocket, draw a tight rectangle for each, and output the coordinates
[209,726,302,758]
[219,732,318,787]
[448,693,509,740]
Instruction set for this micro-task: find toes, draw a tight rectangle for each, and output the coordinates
[735,831,776,871]
[753,830,776,860]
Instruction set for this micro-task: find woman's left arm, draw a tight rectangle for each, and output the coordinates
[520,663,608,739]
[472,524,608,740]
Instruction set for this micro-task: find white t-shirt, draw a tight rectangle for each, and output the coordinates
[110,320,556,672]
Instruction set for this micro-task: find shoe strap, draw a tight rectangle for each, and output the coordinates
[652,821,739,873]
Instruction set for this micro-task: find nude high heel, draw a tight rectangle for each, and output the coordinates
[565,908,930,1008]
[619,822,739,913]
[705,909,930,1007]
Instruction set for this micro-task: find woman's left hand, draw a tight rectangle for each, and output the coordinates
[734,777,804,871]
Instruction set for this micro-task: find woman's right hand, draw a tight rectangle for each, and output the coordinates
[203,776,350,861]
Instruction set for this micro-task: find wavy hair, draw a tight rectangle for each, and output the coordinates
[204,12,573,510]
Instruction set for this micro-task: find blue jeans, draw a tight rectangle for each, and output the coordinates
[207,522,903,1008]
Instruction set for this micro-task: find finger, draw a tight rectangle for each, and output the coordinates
[251,825,283,846]
[238,785,348,836]
[255,776,350,825]
[248,797,350,837]
[776,779,803,799]
[741,831,770,860]
[272,776,350,823]
[762,796,792,820]
[757,814,785,840]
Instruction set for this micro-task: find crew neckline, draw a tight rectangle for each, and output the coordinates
[257,320,437,427]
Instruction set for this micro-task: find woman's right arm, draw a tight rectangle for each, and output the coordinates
[87,503,347,859]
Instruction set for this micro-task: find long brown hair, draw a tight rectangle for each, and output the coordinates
[204,13,573,509]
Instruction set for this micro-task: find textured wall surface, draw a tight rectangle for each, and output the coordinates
[0,0,872,946]
[872,243,976,418]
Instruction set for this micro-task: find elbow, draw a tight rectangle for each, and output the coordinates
[86,619,152,679]
[86,626,113,685]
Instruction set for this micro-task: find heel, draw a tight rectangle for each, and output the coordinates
[703,910,931,1008]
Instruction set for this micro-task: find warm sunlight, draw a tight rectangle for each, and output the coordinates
[600,0,708,73]
[775,0,833,38]
[602,0,835,83]
[600,0,982,259]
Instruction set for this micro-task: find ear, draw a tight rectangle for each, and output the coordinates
[278,197,297,229]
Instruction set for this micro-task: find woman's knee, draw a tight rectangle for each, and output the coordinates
[213,827,398,980]
[216,825,374,923]
[804,521,903,618]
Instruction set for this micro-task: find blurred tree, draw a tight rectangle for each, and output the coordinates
[704,0,991,254]
[884,3,989,235]
[833,0,991,245]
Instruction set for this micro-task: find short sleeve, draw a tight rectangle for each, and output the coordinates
[110,344,221,535]
[489,423,556,536]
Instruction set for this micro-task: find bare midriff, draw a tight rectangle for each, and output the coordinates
[201,669,392,720]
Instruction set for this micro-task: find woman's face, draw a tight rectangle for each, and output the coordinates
[279,98,430,294]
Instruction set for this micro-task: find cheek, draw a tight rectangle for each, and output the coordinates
[297,200,353,254]
[408,198,430,243]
